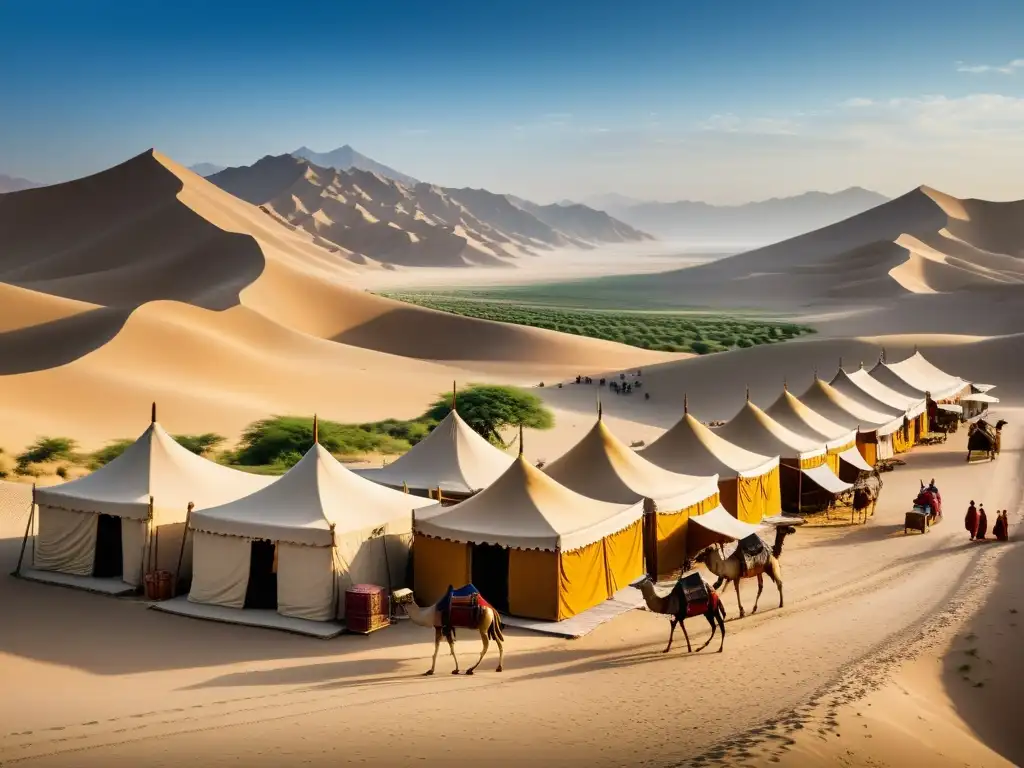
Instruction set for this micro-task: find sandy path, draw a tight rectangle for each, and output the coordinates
[0,416,1018,767]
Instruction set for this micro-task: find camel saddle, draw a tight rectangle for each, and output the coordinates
[438,584,490,630]
[737,534,770,578]
[673,573,711,618]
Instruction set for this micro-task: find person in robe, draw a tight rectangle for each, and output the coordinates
[992,510,1009,542]
[927,478,939,495]
[965,500,979,540]
[976,505,988,540]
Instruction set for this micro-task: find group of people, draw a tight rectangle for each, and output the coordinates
[965,500,1010,542]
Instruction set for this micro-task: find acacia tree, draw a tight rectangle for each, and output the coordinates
[426,385,554,447]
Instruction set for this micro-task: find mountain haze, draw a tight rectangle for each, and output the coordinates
[188,162,227,177]
[602,187,890,243]
[0,174,42,194]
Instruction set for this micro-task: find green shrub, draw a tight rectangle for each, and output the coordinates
[173,433,227,456]
[90,439,134,468]
[426,384,554,447]
[233,416,417,466]
[17,437,78,469]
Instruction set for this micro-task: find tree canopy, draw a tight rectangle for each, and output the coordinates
[426,384,554,446]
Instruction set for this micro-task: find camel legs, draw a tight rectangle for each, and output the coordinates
[732,578,746,618]
[695,612,715,652]
[714,609,726,652]
[751,573,764,614]
[425,628,442,675]
[446,632,460,674]
[495,633,504,673]
[767,561,784,609]
[466,628,489,675]
[680,617,693,653]
[664,618,677,653]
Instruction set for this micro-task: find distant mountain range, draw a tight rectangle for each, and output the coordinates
[207,155,650,268]
[0,174,42,194]
[187,162,226,177]
[292,145,419,186]
[586,187,891,244]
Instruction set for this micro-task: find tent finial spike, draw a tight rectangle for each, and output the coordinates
[839,356,843,370]
[783,376,787,392]
[518,422,524,457]
[745,385,750,402]
[683,392,688,414]
[151,402,156,424]
[313,413,319,444]
[452,381,457,412]
[597,392,602,421]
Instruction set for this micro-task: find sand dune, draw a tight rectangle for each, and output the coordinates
[0,150,673,452]
[604,186,1024,312]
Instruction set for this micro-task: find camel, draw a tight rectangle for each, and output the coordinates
[633,575,726,653]
[403,592,505,676]
[695,525,797,618]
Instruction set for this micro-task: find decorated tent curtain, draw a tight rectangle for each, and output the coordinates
[653,493,719,577]
[508,547,558,620]
[759,465,782,517]
[825,451,841,475]
[736,467,780,524]
[856,432,877,467]
[413,535,470,605]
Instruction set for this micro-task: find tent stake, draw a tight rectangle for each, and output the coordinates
[173,502,194,597]
[13,485,36,576]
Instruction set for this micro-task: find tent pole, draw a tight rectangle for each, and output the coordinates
[173,502,194,597]
[13,484,37,576]
[797,465,803,514]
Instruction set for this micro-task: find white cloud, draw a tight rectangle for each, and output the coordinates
[841,97,874,108]
[955,58,1024,74]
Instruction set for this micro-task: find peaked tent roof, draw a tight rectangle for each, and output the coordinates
[414,455,644,552]
[35,421,274,520]
[716,401,826,461]
[830,367,925,418]
[356,409,514,494]
[883,351,968,401]
[869,360,936,401]
[797,378,904,437]
[190,443,437,547]
[543,417,719,506]
[764,389,856,450]
[641,411,778,479]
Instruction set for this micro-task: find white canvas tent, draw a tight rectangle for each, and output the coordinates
[188,441,436,621]
[413,454,646,620]
[543,414,720,508]
[764,388,873,473]
[716,399,851,504]
[640,403,780,524]
[32,415,273,587]
[831,366,926,419]
[356,409,513,497]
[885,351,970,401]
[796,377,902,462]
[543,413,722,578]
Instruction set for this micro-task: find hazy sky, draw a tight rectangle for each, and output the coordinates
[1,0,1022,204]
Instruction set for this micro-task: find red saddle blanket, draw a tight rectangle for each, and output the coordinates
[448,594,492,628]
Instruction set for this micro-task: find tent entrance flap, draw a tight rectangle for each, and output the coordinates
[838,446,873,473]
[244,541,278,610]
[93,514,123,579]
[801,464,852,495]
[471,542,510,613]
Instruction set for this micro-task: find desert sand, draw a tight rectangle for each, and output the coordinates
[1,150,1022,767]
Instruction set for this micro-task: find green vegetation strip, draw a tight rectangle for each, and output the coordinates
[379,292,815,354]
[2,385,552,479]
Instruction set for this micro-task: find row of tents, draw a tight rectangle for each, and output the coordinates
[21,351,995,627]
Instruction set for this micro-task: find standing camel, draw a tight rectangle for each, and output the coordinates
[695,526,797,618]
[403,592,505,676]
[632,575,727,653]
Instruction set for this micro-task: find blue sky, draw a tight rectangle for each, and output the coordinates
[1,0,1022,203]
